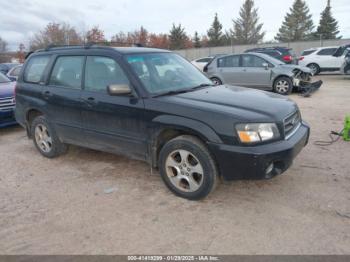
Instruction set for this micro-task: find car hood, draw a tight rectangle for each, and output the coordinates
[157,85,298,121]
[279,64,312,74]
[0,81,15,97]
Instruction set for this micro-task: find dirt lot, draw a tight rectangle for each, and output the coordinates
[0,75,349,255]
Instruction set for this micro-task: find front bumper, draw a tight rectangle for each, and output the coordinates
[208,122,310,181]
[0,109,17,128]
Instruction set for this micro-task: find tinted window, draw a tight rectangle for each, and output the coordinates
[49,56,84,89]
[24,56,50,83]
[218,55,240,68]
[317,48,337,56]
[85,56,129,92]
[242,55,267,67]
[302,50,316,56]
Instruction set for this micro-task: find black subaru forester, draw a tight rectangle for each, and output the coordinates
[15,45,310,200]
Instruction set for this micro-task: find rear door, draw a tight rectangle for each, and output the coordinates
[216,55,241,85]
[43,55,85,144]
[316,48,340,68]
[240,54,272,88]
[80,55,148,160]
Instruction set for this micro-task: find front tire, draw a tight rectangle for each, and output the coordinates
[273,76,293,95]
[31,115,67,158]
[158,135,218,200]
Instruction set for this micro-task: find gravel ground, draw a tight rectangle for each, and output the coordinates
[0,75,349,255]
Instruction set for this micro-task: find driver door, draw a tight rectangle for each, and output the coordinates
[80,55,148,160]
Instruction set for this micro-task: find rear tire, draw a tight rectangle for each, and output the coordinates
[273,76,293,95]
[211,77,222,86]
[158,135,218,200]
[31,115,67,158]
[307,63,320,75]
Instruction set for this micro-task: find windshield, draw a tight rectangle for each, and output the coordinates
[0,73,11,83]
[125,53,212,95]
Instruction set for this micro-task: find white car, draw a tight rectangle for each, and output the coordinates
[191,57,213,71]
[299,46,346,75]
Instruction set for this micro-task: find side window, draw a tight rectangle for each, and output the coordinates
[317,48,337,56]
[24,56,50,83]
[11,67,22,76]
[49,56,84,89]
[218,55,240,68]
[302,50,316,56]
[242,55,267,67]
[197,58,211,63]
[85,56,130,93]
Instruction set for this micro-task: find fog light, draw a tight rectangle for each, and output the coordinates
[266,163,274,175]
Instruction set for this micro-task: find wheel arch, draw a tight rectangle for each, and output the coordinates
[26,108,44,137]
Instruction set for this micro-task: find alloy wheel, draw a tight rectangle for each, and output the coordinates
[35,124,52,153]
[165,149,204,192]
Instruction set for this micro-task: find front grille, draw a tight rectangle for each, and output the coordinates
[284,110,301,139]
[0,96,15,111]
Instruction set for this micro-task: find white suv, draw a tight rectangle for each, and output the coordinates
[299,46,345,75]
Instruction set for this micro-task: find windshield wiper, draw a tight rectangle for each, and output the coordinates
[153,83,214,98]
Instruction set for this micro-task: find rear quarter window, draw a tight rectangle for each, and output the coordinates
[302,50,316,56]
[24,56,51,83]
[317,48,337,56]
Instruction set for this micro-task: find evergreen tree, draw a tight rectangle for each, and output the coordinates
[315,0,341,39]
[193,31,201,48]
[168,24,188,50]
[231,0,265,44]
[207,13,224,46]
[275,0,314,42]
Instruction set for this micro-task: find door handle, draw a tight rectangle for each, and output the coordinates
[82,97,96,107]
[43,90,52,99]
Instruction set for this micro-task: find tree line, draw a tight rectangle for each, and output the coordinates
[0,0,342,60]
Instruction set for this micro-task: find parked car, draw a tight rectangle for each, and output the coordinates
[245,46,298,64]
[15,46,310,200]
[205,52,321,95]
[6,65,22,81]
[340,48,350,75]
[0,63,20,75]
[191,57,213,71]
[0,72,17,128]
[298,46,345,75]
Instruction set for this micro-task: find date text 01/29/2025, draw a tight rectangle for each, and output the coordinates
[127,255,220,261]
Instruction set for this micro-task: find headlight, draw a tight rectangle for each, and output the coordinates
[236,123,280,144]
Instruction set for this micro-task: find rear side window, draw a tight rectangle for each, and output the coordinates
[85,56,129,93]
[10,66,22,76]
[242,55,267,67]
[317,48,337,56]
[302,50,316,56]
[49,56,84,89]
[24,56,50,83]
[196,58,211,63]
[218,55,240,68]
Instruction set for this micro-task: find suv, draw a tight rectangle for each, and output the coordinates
[15,45,310,200]
[299,46,345,75]
[245,47,298,64]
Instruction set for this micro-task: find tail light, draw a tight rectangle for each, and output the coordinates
[282,55,293,62]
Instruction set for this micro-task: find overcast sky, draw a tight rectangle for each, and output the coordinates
[1,0,349,50]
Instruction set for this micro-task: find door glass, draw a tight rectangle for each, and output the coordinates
[85,56,130,93]
[242,55,267,67]
[49,56,84,89]
[218,55,240,68]
[317,48,337,56]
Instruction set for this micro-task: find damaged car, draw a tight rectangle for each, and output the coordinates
[204,52,322,95]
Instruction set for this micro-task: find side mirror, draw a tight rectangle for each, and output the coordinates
[107,84,132,96]
[262,63,269,70]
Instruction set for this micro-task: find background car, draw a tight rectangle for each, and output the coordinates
[6,65,22,81]
[191,56,213,71]
[298,46,345,75]
[245,46,298,64]
[205,52,320,95]
[0,63,20,75]
[0,72,16,128]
